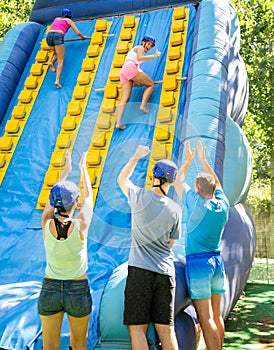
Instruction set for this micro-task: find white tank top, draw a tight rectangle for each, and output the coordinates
[125,46,138,63]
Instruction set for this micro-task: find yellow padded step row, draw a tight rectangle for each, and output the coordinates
[82,16,140,205]
[146,6,189,188]
[0,29,54,185]
[36,19,113,209]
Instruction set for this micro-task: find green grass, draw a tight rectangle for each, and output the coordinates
[223,258,274,350]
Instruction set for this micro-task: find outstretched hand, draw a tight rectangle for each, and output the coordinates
[185,141,195,163]
[65,150,72,173]
[134,145,150,160]
[197,141,206,161]
[154,49,161,58]
[79,151,88,169]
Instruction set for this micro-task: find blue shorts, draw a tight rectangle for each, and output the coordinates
[185,253,225,299]
[124,266,176,325]
[46,31,65,47]
[38,278,92,317]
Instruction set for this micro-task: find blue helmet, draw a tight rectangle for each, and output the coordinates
[152,159,178,182]
[142,35,156,46]
[62,8,72,19]
[50,181,80,209]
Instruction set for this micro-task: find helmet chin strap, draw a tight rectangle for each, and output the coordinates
[55,207,70,218]
[152,178,167,196]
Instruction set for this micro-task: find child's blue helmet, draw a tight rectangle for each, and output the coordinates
[142,35,156,46]
[50,181,80,209]
[62,8,72,19]
[152,159,178,182]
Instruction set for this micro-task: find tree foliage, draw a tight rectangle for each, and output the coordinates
[0,0,35,41]
[231,0,273,180]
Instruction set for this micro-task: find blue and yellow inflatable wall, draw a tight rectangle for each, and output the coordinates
[0,0,255,349]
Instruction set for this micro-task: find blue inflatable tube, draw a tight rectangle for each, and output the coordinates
[0,22,42,124]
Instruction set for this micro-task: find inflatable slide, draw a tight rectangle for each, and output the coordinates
[0,0,256,349]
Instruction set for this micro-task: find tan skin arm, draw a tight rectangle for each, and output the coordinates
[118,145,150,198]
[135,44,161,62]
[76,152,93,238]
[41,150,72,231]
[197,141,223,191]
[174,141,195,200]
[67,18,86,39]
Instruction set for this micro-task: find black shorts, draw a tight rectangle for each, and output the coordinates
[123,266,176,325]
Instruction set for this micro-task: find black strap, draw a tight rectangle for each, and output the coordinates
[54,218,72,240]
[152,177,167,196]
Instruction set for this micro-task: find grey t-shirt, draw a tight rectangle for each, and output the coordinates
[127,184,182,277]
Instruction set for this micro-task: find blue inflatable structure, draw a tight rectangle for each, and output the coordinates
[0,0,256,349]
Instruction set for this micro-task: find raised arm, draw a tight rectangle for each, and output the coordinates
[118,145,150,197]
[174,141,195,200]
[77,152,93,231]
[135,46,161,62]
[197,141,222,190]
[68,19,86,39]
[41,150,72,228]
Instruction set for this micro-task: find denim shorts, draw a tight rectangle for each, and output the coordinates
[124,266,176,325]
[186,252,225,299]
[46,31,65,47]
[38,278,92,317]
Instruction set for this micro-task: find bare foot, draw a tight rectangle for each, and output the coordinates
[115,124,126,130]
[54,81,62,89]
[49,62,56,72]
[140,105,150,114]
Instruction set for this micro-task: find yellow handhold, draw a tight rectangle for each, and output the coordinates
[87,44,100,57]
[87,168,97,186]
[97,115,112,130]
[173,7,185,20]
[166,60,179,74]
[56,134,71,149]
[91,32,103,45]
[25,76,38,89]
[0,137,13,152]
[95,19,108,32]
[12,106,26,119]
[161,92,175,107]
[104,85,118,99]
[155,125,170,142]
[51,151,66,167]
[44,170,61,186]
[82,58,95,72]
[73,86,87,100]
[62,116,77,132]
[67,102,82,116]
[158,108,173,123]
[5,120,20,134]
[113,54,125,68]
[101,99,116,113]
[36,50,49,63]
[151,144,168,160]
[77,72,91,85]
[40,38,50,51]
[92,132,106,148]
[18,90,33,104]
[30,63,44,76]
[172,19,185,33]
[120,28,132,41]
[87,151,101,166]
[116,42,129,54]
[168,46,181,60]
[163,75,178,91]
[123,16,136,28]
[109,69,120,82]
[170,32,183,46]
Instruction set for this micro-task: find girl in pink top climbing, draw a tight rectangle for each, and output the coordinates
[116,35,161,130]
[46,9,87,88]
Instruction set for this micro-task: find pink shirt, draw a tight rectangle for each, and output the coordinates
[50,18,71,34]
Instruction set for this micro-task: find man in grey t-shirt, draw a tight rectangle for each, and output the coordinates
[118,145,181,350]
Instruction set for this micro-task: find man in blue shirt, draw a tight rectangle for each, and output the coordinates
[118,145,181,350]
[175,141,229,350]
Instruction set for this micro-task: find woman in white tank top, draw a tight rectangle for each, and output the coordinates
[116,35,161,130]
